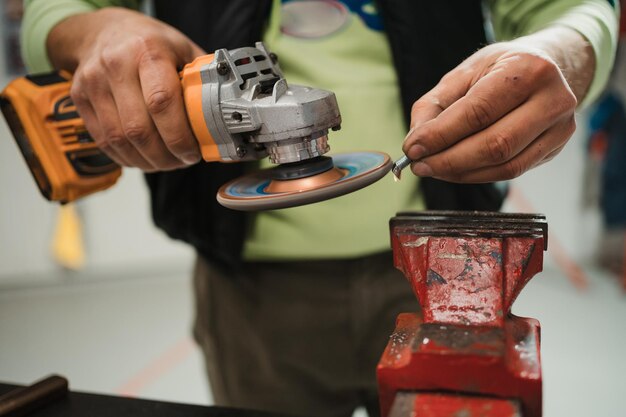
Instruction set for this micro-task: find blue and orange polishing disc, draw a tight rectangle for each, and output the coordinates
[217,151,392,211]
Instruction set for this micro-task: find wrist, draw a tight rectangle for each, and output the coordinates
[46,7,131,72]
[512,27,595,104]
[46,11,97,71]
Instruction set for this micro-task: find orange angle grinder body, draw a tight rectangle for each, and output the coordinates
[1,42,391,210]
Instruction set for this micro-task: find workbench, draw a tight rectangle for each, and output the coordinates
[0,382,288,417]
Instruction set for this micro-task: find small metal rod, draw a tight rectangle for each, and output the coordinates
[0,375,68,417]
[391,155,412,181]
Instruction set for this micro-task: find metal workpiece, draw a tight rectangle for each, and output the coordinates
[0,375,68,416]
[377,211,547,417]
[391,155,411,180]
[201,42,341,164]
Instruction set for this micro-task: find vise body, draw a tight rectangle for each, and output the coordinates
[377,211,548,417]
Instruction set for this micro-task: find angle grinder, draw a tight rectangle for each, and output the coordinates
[1,42,391,210]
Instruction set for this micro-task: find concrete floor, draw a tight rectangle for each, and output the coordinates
[0,271,211,406]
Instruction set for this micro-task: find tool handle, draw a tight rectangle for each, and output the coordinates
[1,72,121,203]
[1,54,216,203]
[0,375,68,417]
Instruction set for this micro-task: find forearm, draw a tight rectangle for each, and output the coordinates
[21,0,141,72]
[489,0,619,107]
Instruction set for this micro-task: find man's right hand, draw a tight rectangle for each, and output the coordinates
[47,7,205,171]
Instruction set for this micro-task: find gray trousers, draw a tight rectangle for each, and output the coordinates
[192,251,418,417]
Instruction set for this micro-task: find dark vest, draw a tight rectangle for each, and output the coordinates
[146,0,506,269]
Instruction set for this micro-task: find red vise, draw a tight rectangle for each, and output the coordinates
[377,211,548,417]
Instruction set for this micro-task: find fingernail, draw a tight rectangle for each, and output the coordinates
[408,144,428,161]
[412,161,433,177]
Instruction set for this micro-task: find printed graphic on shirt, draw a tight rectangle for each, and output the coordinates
[280,0,382,38]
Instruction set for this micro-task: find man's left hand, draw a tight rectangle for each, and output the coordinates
[403,27,594,182]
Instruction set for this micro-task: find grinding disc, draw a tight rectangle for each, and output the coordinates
[217,151,392,211]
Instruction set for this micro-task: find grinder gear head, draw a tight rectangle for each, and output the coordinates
[181,42,342,165]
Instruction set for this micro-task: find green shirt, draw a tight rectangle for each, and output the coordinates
[244,0,425,260]
[21,0,620,259]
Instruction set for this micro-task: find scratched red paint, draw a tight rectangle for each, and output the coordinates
[378,213,546,417]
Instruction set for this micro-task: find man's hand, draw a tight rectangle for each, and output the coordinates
[403,27,595,183]
[47,7,205,171]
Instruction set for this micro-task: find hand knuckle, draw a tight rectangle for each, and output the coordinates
[412,95,444,116]
[134,35,157,54]
[549,92,577,120]
[411,99,426,114]
[123,122,151,146]
[503,159,524,179]
[136,37,167,65]
[420,124,449,149]
[70,84,87,105]
[440,71,457,84]
[486,131,514,162]
[466,96,493,130]
[131,36,150,53]
[562,91,578,112]
[529,56,557,80]
[104,130,127,148]
[146,89,175,114]
[79,64,102,85]
[100,48,122,72]
[566,116,577,134]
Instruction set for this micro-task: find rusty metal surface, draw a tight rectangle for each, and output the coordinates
[389,392,522,417]
[378,211,546,417]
